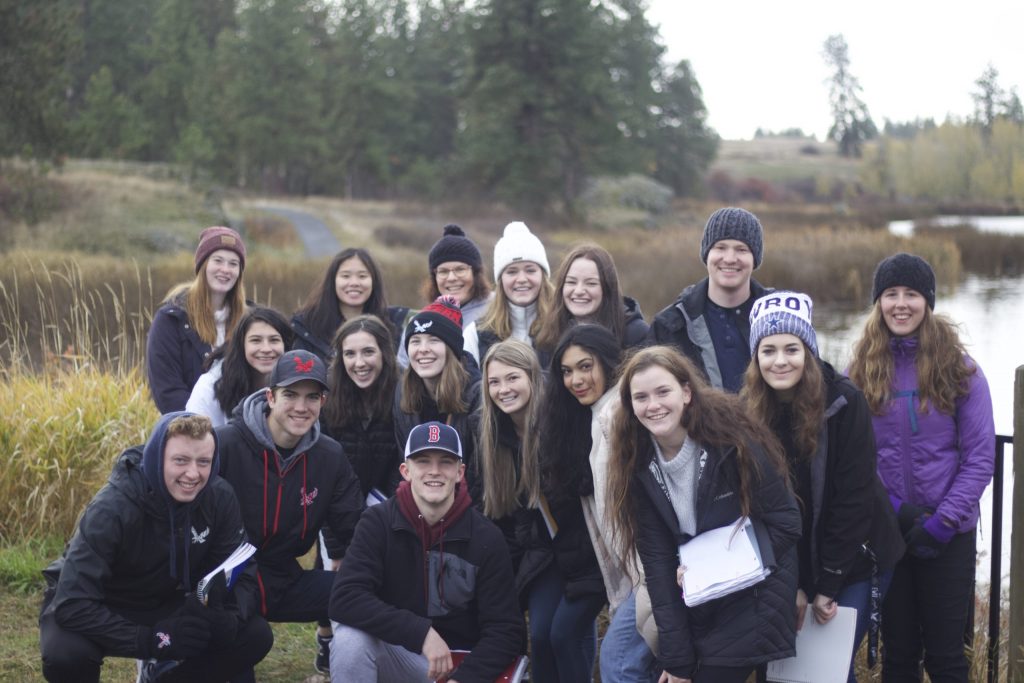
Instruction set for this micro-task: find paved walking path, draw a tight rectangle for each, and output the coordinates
[253,205,340,257]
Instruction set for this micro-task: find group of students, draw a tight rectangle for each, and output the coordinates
[39,208,994,683]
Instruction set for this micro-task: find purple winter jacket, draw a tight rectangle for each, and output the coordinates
[871,336,994,534]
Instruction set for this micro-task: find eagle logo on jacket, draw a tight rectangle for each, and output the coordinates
[300,486,319,507]
[191,526,210,544]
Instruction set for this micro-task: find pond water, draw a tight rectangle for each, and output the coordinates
[814,271,1022,588]
[889,215,1024,237]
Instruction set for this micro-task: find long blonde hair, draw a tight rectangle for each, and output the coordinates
[400,346,469,415]
[476,267,554,340]
[478,340,542,518]
[164,262,246,346]
[848,303,974,415]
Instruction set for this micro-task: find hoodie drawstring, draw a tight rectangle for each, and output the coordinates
[262,450,269,540]
[301,454,308,540]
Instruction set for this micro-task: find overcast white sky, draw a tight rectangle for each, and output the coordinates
[646,0,1024,140]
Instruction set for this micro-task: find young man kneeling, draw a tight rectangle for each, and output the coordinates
[39,412,272,683]
[330,422,524,682]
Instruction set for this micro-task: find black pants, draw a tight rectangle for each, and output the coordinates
[39,607,273,683]
[881,530,976,683]
[262,567,337,623]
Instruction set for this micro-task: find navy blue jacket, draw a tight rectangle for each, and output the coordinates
[146,298,213,413]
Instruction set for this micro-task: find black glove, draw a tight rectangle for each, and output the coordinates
[147,606,211,660]
[897,501,929,534]
[196,573,240,647]
[904,520,946,560]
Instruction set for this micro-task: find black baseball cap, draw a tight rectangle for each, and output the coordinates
[269,350,328,390]
[404,421,463,460]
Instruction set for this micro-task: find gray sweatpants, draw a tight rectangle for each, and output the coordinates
[330,622,431,682]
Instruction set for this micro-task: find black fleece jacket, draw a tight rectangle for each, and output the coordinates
[330,488,524,682]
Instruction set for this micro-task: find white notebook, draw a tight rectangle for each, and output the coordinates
[766,605,857,683]
[677,517,769,606]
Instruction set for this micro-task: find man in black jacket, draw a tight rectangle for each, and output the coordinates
[39,412,272,683]
[329,422,524,682]
[215,349,364,674]
[647,206,771,392]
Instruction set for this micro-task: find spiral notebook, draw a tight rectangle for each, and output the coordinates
[196,541,256,604]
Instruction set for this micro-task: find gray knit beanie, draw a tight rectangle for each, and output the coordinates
[700,207,765,268]
[749,291,817,356]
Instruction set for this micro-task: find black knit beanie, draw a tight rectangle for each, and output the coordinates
[428,224,483,271]
[700,207,765,268]
[871,253,936,310]
[405,295,464,356]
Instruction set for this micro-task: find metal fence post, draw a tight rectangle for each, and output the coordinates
[1009,365,1024,680]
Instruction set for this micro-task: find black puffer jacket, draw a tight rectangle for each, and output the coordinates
[41,447,253,657]
[646,278,771,388]
[633,440,800,679]
[790,362,905,598]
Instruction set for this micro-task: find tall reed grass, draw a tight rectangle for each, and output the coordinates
[0,368,155,541]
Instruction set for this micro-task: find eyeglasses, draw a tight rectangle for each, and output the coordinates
[435,266,471,279]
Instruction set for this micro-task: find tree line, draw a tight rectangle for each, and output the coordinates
[0,0,718,216]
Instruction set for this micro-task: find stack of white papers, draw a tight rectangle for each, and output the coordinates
[677,517,770,607]
[766,606,857,683]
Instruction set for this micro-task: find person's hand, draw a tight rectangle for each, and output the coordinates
[147,608,211,660]
[795,588,809,631]
[658,671,691,683]
[676,565,687,589]
[421,627,453,681]
[811,593,837,625]
[895,500,929,534]
[905,515,954,559]
[329,558,342,571]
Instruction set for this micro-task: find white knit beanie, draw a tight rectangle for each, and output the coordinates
[493,221,550,277]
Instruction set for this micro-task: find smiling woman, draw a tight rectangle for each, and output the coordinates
[186,306,295,427]
[394,296,482,487]
[291,247,411,364]
[145,226,248,413]
[537,243,649,354]
[742,292,903,683]
[465,222,554,366]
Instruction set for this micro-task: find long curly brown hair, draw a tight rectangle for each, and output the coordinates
[605,346,787,572]
[848,303,974,415]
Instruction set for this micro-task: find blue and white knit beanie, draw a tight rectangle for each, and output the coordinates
[749,291,817,356]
